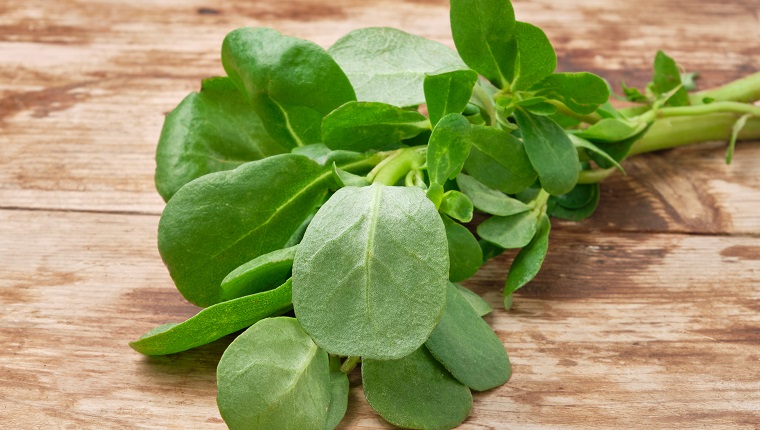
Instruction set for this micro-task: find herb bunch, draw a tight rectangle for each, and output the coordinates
[131,0,760,428]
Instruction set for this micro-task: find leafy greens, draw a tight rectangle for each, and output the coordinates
[133,0,760,428]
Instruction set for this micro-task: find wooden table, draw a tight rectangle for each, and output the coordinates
[2,0,759,428]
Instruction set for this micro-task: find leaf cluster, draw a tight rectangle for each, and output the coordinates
[134,0,760,428]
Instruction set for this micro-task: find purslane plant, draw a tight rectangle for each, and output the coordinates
[131,0,760,428]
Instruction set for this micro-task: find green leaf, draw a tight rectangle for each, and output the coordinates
[424,68,479,126]
[329,27,467,107]
[454,283,492,317]
[362,346,473,430]
[505,214,551,298]
[426,282,510,391]
[574,119,650,167]
[456,173,530,217]
[220,246,297,302]
[293,184,448,360]
[155,77,288,202]
[549,111,582,129]
[531,72,609,115]
[292,143,381,174]
[522,101,557,116]
[549,184,600,221]
[130,280,293,356]
[217,317,331,430]
[464,125,537,194]
[568,134,624,173]
[652,84,685,110]
[332,164,371,187]
[427,113,472,186]
[158,154,331,307]
[477,210,538,249]
[652,50,690,107]
[322,101,430,152]
[596,101,625,120]
[325,356,350,430]
[621,82,649,103]
[450,0,516,87]
[512,96,546,107]
[291,143,333,162]
[514,109,579,195]
[726,113,752,164]
[439,190,474,223]
[479,239,506,263]
[510,22,556,91]
[553,183,596,209]
[285,212,316,248]
[574,118,644,142]
[222,27,356,148]
[426,182,445,208]
[442,214,482,282]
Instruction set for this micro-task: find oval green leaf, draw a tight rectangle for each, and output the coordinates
[550,184,600,221]
[442,214,482,283]
[222,27,356,147]
[329,27,466,107]
[505,214,551,298]
[480,239,506,263]
[130,279,293,356]
[456,173,531,217]
[554,183,596,209]
[569,134,625,172]
[477,210,539,250]
[439,190,474,223]
[531,72,609,115]
[450,0,517,87]
[293,184,449,360]
[332,164,371,188]
[321,101,430,152]
[362,346,473,430]
[454,283,493,317]
[424,68,479,126]
[463,125,537,194]
[291,143,383,174]
[217,317,331,430]
[427,113,472,186]
[425,282,511,391]
[653,50,690,107]
[510,22,556,91]
[574,118,647,143]
[220,246,297,302]
[514,108,579,196]
[155,77,288,201]
[158,154,332,307]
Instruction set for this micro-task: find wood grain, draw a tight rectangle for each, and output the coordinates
[1,0,759,428]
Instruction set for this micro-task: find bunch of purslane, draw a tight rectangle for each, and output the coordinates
[130,0,760,428]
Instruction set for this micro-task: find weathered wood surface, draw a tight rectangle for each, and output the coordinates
[1,0,759,428]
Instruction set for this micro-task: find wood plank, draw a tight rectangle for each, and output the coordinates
[0,0,758,232]
[1,208,759,428]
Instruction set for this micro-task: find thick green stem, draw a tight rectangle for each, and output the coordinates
[630,113,760,156]
[338,151,393,173]
[638,101,760,123]
[577,114,760,184]
[340,356,360,374]
[690,72,760,104]
[367,146,427,185]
